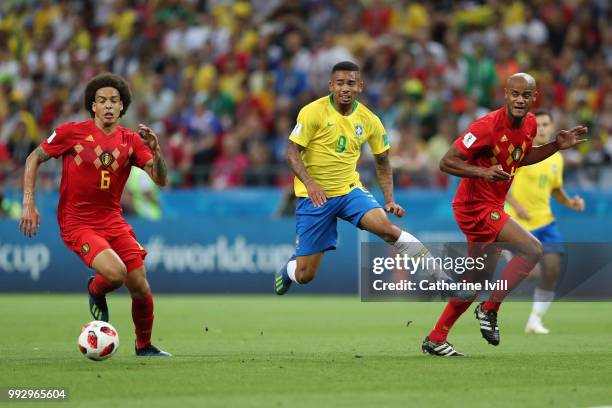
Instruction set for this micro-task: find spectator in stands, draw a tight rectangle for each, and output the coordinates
[145,73,175,123]
[211,133,249,189]
[0,0,609,190]
[7,120,37,166]
[245,140,275,186]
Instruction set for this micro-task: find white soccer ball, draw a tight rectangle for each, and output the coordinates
[78,321,120,361]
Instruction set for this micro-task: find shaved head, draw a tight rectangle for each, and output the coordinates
[504,72,537,125]
[506,73,536,90]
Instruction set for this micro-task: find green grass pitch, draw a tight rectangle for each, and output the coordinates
[1,294,611,407]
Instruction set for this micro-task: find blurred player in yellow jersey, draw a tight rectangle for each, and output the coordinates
[275,61,457,296]
[507,111,585,334]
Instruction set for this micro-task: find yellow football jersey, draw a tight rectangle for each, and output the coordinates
[507,152,564,231]
[288,94,390,197]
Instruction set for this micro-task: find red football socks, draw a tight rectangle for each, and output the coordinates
[132,292,154,349]
[482,255,536,313]
[428,299,474,343]
[88,273,121,297]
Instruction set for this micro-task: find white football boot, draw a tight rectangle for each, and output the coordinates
[525,315,550,334]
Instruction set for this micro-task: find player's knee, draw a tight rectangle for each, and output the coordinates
[104,263,127,286]
[542,262,559,282]
[533,240,544,259]
[545,264,559,278]
[297,275,314,284]
[383,226,401,244]
[523,240,543,262]
[130,281,150,299]
[296,265,316,284]
[378,224,401,244]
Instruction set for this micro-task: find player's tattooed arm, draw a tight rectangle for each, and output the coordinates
[138,124,168,186]
[373,151,404,217]
[23,146,51,202]
[144,153,168,187]
[373,151,394,204]
[286,140,327,207]
[35,146,51,163]
[153,154,168,186]
[286,141,311,185]
[19,146,49,237]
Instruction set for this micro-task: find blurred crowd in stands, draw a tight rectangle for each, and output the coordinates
[0,0,611,192]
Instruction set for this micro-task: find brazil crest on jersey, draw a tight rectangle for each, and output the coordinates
[289,94,389,197]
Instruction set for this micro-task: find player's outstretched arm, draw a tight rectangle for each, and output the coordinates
[522,126,588,166]
[552,188,585,212]
[138,124,168,187]
[440,146,510,181]
[286,140,326,207]
[373,151,404,217]
[19,147,51,237]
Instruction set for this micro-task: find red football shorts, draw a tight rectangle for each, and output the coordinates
[453,203,510,254]
[61,223,147,272]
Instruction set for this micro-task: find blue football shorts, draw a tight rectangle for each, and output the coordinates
[295,187,381,256]
[530,221,564,254]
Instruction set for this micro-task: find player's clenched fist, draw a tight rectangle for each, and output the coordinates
[305,181,327,207]
[481,164,511,182]
[384,202,405,217]
[569,195,585,211]
[19,204,40,238]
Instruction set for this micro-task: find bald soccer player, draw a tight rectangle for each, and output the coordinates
[422,73,588,356]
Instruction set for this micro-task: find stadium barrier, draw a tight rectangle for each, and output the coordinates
[0,189,610,293]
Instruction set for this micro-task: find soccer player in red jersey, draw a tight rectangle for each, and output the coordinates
[19,73,171,357]
[422,73,588,356]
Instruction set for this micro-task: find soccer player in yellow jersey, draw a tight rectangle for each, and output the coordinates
[507,111,585,334]
[275,61,454,295]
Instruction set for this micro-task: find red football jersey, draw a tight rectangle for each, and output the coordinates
[40,119,153,231]
[452,108,537,207]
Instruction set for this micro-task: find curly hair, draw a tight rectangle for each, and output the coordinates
[83,73,132,117]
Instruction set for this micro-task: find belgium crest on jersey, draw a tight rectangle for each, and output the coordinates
[100,152,114,167]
